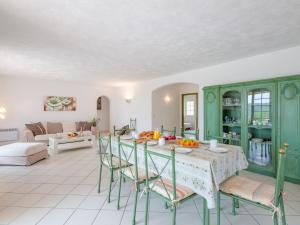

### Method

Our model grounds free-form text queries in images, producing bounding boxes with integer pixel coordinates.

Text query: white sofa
[23,121,92,143]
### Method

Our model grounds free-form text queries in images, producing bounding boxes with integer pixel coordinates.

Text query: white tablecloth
[111,137,248,209]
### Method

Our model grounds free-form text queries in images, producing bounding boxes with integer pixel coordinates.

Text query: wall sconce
[125,94,132,103]
[0,107,6,119]
[164,95,171,103]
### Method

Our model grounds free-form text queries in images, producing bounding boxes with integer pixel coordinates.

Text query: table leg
[203,199,210,225]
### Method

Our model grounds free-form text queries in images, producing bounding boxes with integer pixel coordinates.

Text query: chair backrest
[180,128,199,140]
[273,144,288,206]
[113,118,136,136]
[99,134,113,167]
[144,144,177,201]
[118,136,139,180]
[161,125,176,136]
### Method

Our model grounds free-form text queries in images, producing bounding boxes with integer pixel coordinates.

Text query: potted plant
[91,118,98,136]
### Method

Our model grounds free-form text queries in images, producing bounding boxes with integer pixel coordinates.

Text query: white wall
[152,83,199,132]
[110,45,300,138]
[0,76,111,140]
[152,83,181,131]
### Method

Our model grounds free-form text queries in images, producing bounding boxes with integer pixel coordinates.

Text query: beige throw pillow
[25,122,46,136]
[75,121,92,131]
[47,122,63,134]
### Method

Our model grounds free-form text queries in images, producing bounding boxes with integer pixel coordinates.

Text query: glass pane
[222,90,241,145]
[247,88,272,169]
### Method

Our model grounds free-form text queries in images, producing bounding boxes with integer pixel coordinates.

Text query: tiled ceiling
[0,0,300,85]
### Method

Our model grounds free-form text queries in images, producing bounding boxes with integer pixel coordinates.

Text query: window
[248,89,271,124]
[186,101,194,116]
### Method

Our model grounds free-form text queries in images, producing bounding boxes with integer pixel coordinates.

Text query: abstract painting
[44,96,76,111]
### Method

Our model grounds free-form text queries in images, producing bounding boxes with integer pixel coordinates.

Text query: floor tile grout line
[34,187,80,225]
[242,203,261,225]
[119,190,132,225]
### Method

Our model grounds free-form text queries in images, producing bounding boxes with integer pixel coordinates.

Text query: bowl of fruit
[177,138,199,148]
[164,135,176,141]
[68,132,78,138]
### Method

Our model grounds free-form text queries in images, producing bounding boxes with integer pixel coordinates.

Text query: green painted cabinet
[278,80,300,183]
[204,87,220,140]
[204,75,300,183]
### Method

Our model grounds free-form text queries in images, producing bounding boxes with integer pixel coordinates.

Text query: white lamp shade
[0,107,6,113]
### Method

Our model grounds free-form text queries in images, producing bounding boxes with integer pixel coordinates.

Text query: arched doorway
[151,83,199,136]
[97,96,110,133]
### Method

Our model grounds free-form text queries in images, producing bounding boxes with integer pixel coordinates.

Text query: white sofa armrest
[23,129,35,142]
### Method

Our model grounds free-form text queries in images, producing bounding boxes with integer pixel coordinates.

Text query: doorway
[97,96,110,133]
[181,93,198,132]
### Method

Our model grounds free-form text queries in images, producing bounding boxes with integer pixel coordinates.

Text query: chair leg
[108,168,113,203]
[203,199,206,225]
[273,210,278,225]
[132,185,139,225]
[279,196,286,225]
[145,190,150,225]
[98,164,103,193]
[117,173,122,210]
[235,199,240,208]
[232,198,236,216]
[165,201,169,209]
[217,192,221,225]
[172,206,176,225]
[203,199,210,225]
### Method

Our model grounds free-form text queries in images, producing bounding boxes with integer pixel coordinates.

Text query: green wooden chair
[116,137,157,225]
[97,135,131,203]
[216,144,288,225]
[143,145,196,225]
[180,128,199,140]
[161,125,176,136]
[113,118,136,136]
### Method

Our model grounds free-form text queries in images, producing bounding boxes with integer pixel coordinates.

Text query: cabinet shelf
[223,104,241,107]
[223,123,241,127]
[248,125,272,129]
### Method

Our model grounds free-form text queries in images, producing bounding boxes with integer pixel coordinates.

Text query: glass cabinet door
[221,90,241,145]
[247,88,273,172]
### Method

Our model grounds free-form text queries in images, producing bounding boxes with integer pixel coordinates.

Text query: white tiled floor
[0,147,299,225]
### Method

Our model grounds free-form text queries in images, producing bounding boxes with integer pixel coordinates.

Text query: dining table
[111,136,248,225]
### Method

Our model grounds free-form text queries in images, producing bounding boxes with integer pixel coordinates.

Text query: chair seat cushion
[220,175,275,207]
[103,156,130,169]
[150,179,194,201]
[122,166,156,181]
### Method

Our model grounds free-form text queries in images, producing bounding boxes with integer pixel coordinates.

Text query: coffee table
[48,135,95,154]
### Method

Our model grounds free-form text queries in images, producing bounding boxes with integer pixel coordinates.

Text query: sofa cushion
[0,143,47,157]
[75,121,92,131]
[62,122,76,133]
[47,122,63,134]
[25,122,46,136]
